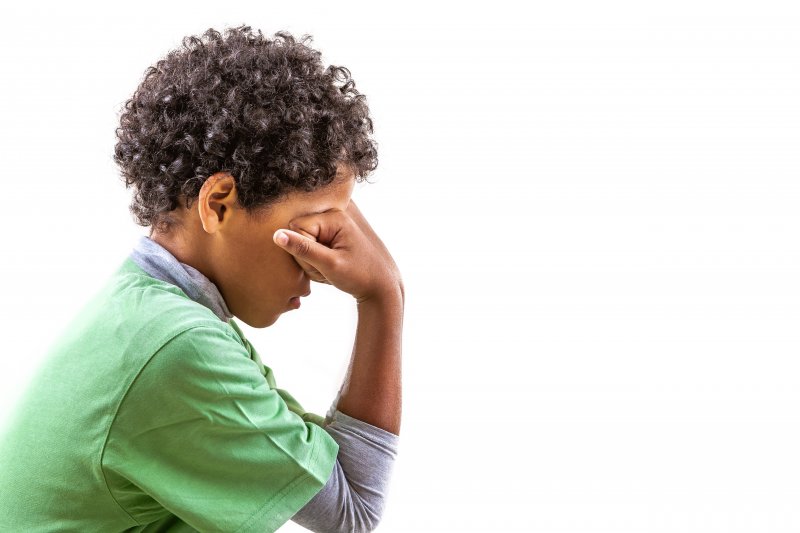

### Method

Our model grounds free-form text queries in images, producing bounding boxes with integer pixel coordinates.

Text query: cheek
[236,243,285,292]
[266,246,306,288]
[230,229,305,299]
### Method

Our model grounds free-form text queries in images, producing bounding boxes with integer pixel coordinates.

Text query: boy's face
[153,164,356,328]
[216,171,355,327]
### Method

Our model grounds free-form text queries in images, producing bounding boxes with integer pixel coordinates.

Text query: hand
[273,200,403,303]
[284,226,332,286]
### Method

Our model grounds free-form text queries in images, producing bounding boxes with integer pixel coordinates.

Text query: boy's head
[113,25,377,327]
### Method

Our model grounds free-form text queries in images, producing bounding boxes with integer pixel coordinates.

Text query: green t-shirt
[0,257,339,532]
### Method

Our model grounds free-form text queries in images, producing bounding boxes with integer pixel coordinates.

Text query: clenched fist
[273,200,403,304]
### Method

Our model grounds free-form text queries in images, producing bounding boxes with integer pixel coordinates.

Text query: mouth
[288,289,311,310]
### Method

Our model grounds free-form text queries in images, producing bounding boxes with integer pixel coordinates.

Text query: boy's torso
[0,258,242,531]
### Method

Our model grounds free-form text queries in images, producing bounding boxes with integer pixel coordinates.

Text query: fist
[273,200,403,303]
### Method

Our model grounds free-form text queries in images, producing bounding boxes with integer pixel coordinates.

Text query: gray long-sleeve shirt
[129,234,398,532]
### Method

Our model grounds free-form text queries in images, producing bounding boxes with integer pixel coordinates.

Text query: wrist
[356,282,404,307]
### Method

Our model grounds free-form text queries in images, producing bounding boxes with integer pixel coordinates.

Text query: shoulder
[49,257,245,374]
[113,257,222,324]
[105,257,237,346]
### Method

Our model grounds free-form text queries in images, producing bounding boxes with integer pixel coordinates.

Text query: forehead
[283,172,356,218]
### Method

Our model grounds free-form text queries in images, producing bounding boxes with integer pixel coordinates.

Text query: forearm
[292,409,399,533]
[335,284,404,436]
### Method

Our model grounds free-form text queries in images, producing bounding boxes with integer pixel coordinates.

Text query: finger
[295,256,329,283]
[273,228,333,267]
[285,227,327,281]
[288,227,320,276]
[287,210,345,246]
[292,226,318,242]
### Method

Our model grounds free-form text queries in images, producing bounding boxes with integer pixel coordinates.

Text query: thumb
[273,229,331,266]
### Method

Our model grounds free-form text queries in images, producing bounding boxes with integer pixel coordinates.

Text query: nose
[302,281,311,296]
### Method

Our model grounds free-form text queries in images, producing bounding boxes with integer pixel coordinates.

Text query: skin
[150,165,356,328]
[151,163,404,434]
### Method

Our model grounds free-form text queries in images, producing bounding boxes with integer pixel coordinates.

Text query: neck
[129,233,232,322]
[150,228,217,286]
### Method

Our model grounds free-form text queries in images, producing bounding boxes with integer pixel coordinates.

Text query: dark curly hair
[113,25,378,234]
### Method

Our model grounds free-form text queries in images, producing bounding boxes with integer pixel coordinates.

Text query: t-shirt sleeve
[101,324,339,533]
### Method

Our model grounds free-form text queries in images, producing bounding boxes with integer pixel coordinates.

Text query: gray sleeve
[290,396,399,533]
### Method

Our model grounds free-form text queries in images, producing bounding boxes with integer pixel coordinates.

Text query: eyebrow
[299,207,330,218]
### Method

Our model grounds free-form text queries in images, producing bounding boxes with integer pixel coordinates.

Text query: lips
[288,289,310,309]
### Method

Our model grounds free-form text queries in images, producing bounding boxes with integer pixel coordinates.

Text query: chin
[238,311,281,329]
[257,314,281,328]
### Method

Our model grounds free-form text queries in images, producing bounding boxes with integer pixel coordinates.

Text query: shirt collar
[128,235,233,322]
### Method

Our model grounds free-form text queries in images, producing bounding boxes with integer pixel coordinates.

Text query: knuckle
[330,255,345,271]
[299,229,317,241]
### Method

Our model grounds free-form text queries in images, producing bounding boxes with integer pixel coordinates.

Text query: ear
[198,172,238,233]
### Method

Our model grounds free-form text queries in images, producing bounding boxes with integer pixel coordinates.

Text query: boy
[0,25,403,533]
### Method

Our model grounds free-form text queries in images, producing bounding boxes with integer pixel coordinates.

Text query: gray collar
[128,235,233,322]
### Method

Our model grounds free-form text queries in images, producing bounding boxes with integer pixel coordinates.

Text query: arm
[291,289,403,532]
[291,408,398,533]
[336,286,404,435]
[275,200,404,435]
[273,200,404,532]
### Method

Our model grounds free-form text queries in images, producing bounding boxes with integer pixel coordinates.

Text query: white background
[0,1,798,531]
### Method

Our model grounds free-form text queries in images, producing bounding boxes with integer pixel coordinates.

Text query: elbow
[339,494,386,533]
[358,512,383,533]
[346,517,382,533]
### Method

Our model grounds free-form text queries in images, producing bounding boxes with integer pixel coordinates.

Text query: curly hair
[113,25,378,234]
